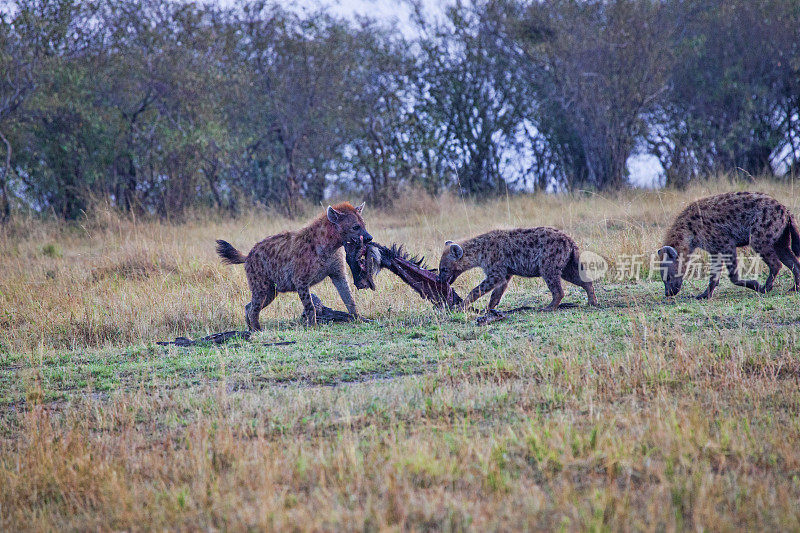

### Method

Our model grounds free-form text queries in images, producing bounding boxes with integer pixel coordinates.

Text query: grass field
[2,179,800,530]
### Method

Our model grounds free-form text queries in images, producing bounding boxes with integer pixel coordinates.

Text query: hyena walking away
[216,202,372,329]
[438,227,598,311]
[659,191,800,298]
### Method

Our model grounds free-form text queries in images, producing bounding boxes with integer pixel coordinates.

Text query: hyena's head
[327,202,372,246]
[658,245,684,297]
[438,240,465,285]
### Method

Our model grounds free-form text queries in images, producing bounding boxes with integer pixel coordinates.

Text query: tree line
[1,0,799,220]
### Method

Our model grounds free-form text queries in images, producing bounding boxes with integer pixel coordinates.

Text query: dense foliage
[1,0,799,219]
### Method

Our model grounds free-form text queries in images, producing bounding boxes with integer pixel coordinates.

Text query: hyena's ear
[327,205,343,224]
[355,201,365,214]
[658,246,678,261]
[447,242,464,261]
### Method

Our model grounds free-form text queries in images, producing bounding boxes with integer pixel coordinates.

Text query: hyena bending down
[659,191,800,298]
[438,227,598,311]
[216,202,372,329]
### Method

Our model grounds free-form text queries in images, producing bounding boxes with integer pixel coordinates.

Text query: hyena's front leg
[463,271,506,310]
[486,275,512,310]
[330,273,358,316]
[297,285,317,326]
[695,251,725,300]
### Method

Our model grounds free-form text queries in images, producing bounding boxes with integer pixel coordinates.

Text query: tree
[0,0,90,221]
[650,0,800,185]
[233,4,376,213]
[514,0,673,190]
[92,0,230,214]
[3,0,800,220]
[412,0,531,197]
[336,21,415,206]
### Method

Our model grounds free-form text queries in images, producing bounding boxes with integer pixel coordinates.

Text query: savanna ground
[1,179,800,531]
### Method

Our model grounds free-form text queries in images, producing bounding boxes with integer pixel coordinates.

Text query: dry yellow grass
[4,177,795,353]
[1,178,800,530]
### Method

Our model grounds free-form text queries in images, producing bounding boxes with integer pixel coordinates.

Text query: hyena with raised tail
[658,191,800,299]
[437,227,598,311]
[216,202,372,329]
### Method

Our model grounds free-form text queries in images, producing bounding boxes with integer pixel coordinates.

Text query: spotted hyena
[658,191,800,298]
[437,227,598,311]
[216,202,372,329]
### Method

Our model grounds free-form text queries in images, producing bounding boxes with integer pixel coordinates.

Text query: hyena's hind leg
[722,251,761,293]
[749,235,784,294]
[246,282,277,331]
[561,255,598,306]
[541,269,565,311]
[775,246,800,291]
[774,235,800,291]
[758,251,783,293]
[297,285,317,326]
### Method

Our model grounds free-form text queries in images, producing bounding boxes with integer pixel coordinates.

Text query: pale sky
[218,0,444,35]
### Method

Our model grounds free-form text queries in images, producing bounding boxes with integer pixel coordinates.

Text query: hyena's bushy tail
[569,246,585,279]
[216,239,246,265]
[788,216,800,257]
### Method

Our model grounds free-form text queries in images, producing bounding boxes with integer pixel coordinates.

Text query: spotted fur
[438,227,598,311]
[659,191,800,298]
[216,202,372,329]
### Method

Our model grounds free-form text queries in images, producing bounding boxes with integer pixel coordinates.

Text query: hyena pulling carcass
[437,227,598,311]
[216,202,372,329]
[658,191,800,298]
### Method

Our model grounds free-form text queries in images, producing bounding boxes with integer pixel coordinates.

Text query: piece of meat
[345,240,462,309]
